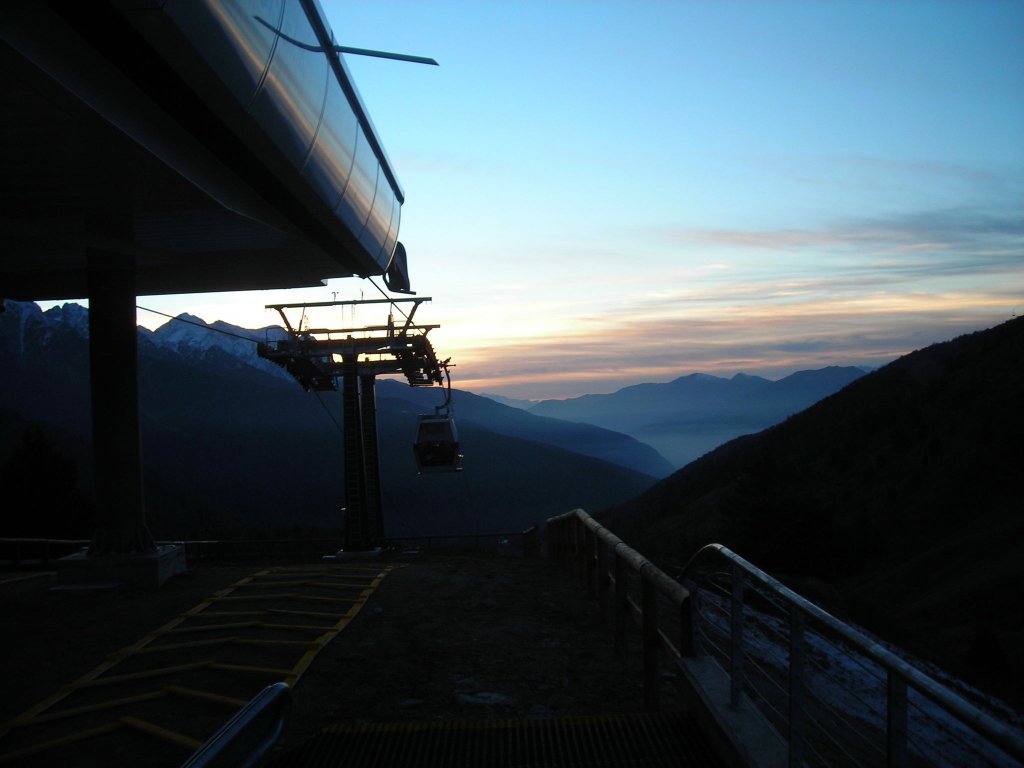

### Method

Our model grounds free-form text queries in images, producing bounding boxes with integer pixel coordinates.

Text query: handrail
[547,508,693,710]
[556,509,688,604]
[181,682,290,768]
[679,543,1024,764]
[548,509,1024,767]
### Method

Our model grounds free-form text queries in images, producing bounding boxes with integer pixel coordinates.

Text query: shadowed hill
[376,379,674,478]
[0,301,657,539]
[602,316,1024,707]
[529,367,866,468]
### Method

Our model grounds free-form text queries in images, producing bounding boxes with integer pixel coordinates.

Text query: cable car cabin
[414,414,463,473]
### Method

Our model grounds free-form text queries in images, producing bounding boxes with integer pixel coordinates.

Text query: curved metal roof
[0,0,405,300]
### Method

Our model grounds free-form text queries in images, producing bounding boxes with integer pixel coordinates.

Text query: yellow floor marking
[163,686,247,709]
[13,691,166,727]
[0,563,396,763]
[266,607,347,619]
[119,716,202,750]
[133,636,316,654]
[167,621,333,635]
[0,573,55,586]
[211,592,363,603]
[236,583,374,592]
[0,722,122,764]
[209,663,294,677]
[75,661,212,688]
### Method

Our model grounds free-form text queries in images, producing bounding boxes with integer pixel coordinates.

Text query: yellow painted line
[168,621,333,635]
[166,620,262,634]
[0,721,121,764]
[209,662,294,677]
[283,565,393,686]
[75,661,211,688]
[0,564,395,748]
[276,565,384,573]
[164,686,247,709]
[266,607,347,619]
[0,572,55,586]
[134,636,311,654]
[237,580,375,589]
[212,592,362,604]
[12,690,167,727]
[119,716,202,750]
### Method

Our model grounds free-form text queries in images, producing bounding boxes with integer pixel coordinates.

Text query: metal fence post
[585,527,596,599]
[788,607,806,768]
[681,579,701,658]
[574,519,586,584]
[642,573,659,711]
[596,537,610,623]
[614,551,628,661]
[730,563,745,707]
[887,672,908,768]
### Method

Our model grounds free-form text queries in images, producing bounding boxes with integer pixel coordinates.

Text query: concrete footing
[676,655,787,768]
[55,544,187,590]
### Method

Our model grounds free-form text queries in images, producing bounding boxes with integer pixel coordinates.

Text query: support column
[359,374,384,546]
[341,356,368,550]
[86,251,155,555]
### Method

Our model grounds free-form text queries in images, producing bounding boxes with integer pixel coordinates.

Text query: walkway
[0,555,721,767]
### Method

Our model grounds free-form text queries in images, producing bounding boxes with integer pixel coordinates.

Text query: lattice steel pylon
[258,298,448,551]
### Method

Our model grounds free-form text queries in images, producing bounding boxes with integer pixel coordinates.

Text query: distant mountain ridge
[0,300,659,538]
[602,317,1024,709]
[528,366,867,468]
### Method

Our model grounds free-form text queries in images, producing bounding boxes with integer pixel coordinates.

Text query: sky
[46,1,1024,400]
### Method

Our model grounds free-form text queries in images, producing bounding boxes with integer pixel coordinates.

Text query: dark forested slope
[0,301,657,539]
[603,317,1024,706]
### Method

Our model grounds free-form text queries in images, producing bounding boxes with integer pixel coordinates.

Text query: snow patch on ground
[697,588,1021,767]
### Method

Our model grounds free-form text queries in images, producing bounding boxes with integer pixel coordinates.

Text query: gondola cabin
[414,413,463,473]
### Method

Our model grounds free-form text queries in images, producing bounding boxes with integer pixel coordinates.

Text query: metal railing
[1,529,542,568]
[181,682,290,768]
[548,508,694,711]
[389,527,541,557]
[548,509,1024,768]
[0,537,346,566]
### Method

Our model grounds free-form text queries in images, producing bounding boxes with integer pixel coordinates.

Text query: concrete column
[86,251,155,555]
[341,356,367,550]
[359,374,384,546]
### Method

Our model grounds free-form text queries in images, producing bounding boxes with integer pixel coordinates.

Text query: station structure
[1,0,434,584]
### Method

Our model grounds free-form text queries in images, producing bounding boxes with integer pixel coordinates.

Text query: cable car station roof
[1,0,406,300]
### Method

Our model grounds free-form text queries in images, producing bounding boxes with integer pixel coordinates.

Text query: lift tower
[258,298,447,551]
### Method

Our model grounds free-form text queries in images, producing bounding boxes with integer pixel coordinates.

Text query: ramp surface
[271,711,724,768]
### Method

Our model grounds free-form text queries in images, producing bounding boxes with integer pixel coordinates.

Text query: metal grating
[270,711,724,768]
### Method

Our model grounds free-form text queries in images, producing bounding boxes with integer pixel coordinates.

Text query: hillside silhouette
[603,317,1024,707]
[529,367,866,469]
[0,301,657,539]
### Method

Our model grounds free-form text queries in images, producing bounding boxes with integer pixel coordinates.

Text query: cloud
[439,201,1023,399]
[452,296,1018,399]
[657,206,1024,256]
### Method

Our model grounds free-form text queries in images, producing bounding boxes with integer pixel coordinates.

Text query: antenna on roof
[255,17,439,66]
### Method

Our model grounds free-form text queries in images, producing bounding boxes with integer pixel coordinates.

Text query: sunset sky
[48,1,1024,400]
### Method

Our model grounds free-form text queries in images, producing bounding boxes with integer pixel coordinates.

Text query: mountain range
[527,367,867,468]
[602,316,1024,709]
[3,299,1018,708]
[0,300,663,539]
[0,300,888,541]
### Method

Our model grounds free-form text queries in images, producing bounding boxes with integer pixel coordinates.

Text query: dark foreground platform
[270,711,724,768]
